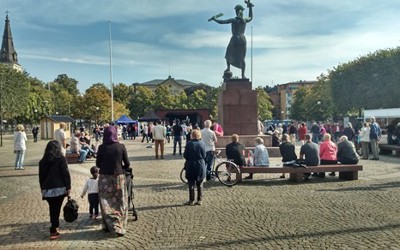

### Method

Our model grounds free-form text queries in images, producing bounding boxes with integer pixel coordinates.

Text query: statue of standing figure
[209,0,254,80]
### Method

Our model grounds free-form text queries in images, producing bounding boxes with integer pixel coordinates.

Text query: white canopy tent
[363,108,400,124]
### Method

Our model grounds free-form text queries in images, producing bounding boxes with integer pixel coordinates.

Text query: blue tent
[115,115,137,124]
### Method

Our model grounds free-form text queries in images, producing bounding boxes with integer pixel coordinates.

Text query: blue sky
[3,0,400,93]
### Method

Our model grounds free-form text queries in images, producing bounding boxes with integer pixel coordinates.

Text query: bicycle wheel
[215,161,240,186]
[180,167,188,184]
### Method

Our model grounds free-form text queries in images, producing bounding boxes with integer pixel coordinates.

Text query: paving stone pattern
[1,135,400,249]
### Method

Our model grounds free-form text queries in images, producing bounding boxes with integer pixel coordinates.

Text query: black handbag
[63,196,79,222]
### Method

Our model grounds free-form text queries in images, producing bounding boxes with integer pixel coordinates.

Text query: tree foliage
[0,65,30,123]
[256,87,273,121]
[330,47,400,113]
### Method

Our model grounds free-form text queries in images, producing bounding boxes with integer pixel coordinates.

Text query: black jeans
[45,195,65,233]
[88,193,99,216]
[188,180,203,202]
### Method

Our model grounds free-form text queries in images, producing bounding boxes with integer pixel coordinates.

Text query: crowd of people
[15,113,396,239]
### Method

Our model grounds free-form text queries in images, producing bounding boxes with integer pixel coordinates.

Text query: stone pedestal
[218,79,258,135]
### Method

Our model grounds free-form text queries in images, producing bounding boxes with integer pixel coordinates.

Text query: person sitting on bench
[246,137,269,179]
[319,133,337,177]
[279,133,297,178]
[299,134,320,180]
[337,135,359,165]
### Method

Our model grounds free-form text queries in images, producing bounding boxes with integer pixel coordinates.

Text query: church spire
[1,13,19,64]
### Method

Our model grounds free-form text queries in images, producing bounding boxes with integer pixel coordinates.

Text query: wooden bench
[238,164,363,183]
[216,147,281,158]
[379,144,400,156]
[66,152,80,164]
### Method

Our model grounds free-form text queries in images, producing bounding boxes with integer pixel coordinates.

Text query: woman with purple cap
[96,125,131,237]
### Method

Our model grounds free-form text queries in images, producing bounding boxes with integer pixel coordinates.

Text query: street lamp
[95,107,99,126]
[43,100,49,140]
[316,101,321,122]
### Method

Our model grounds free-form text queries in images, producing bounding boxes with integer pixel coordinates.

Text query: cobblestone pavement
[1,135,400,249]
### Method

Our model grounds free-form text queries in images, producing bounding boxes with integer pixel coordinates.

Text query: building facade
[269,80,315,120]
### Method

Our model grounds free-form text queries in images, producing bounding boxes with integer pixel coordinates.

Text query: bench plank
[379,144,400,156]
[66,153,80,164]
[238,165,363,183]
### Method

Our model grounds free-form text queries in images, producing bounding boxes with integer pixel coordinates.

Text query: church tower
[0,14,22,72]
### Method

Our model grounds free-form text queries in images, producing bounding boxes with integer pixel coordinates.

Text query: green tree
[187,89,208,109]
[128,86,155,119]
[291,86,310,121]
[330,47,400,114]
[50,74,80,96]
[256,87,273,121]
[0,65,30,123]
[154,85,175,109]
[113,83,134,106]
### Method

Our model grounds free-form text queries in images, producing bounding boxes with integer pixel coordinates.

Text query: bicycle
[180,150,240,187]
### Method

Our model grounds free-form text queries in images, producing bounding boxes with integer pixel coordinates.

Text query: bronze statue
[209,0,254,80]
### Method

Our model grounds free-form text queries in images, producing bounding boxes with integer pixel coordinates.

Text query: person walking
[359,122,370,160]
[172,120,183,155]
[369,116,381,160]
[96,125,131,237]
[201,120,217,181]
[14,124,28,170]
[32,126,39,142]
[141,124,149,143]
[39,140,71,240]
[152,120,167,159]
[183,129,206,206]
[80,166,100,220]
[298,122,307,145]
[54,122,67,156]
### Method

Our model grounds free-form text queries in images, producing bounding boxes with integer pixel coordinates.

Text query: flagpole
[251,26,253,83]
[109,20,114,122]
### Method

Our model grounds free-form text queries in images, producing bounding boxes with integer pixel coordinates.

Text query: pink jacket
[319,140,337,161]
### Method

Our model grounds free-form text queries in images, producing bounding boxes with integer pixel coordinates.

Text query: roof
[138,76,197,87]
[0,14,19,64]
[363,108,400,119]
[46,115,75,123]
[138,111,161,122]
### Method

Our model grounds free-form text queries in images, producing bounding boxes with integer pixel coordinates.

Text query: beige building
[270,80,315,120]
[40,115,75,140]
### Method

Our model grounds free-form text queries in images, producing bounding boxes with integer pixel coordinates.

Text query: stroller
[125,168,138,221]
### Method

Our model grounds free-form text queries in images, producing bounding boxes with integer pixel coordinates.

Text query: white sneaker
[19,167,24,170]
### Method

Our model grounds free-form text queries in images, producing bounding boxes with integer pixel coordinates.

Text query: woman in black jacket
[96,125,131,237]
[183,129,206,206]
[39,140,71,240]
[279,134,297,178]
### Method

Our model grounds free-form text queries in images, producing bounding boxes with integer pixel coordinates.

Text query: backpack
[63,197,79,222]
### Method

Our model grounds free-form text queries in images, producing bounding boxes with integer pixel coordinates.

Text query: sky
[3,0,400,93]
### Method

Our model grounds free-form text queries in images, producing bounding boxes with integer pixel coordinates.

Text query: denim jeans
[205,151,214,178]
[173,136,182,154]
[15,150,26,168]
[79,149,88,162]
